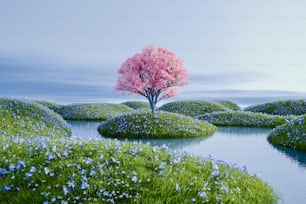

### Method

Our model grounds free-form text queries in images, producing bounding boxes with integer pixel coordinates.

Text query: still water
[67,120,306,204]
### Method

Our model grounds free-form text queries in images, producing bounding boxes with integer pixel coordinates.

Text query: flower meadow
[0,136,277,204]
[0,97,279,203]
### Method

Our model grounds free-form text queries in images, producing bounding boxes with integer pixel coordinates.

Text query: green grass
[57,103,135,120]
[268,115,306,151]
[158,100,228,117]
[98,112,217,139]
[0,97,71,138]
[214,100,240,111]
[121,101,150,110]
[35,100,63,113]
[244,99,306,115]
[198,111,294,128]
[0,136,277,204]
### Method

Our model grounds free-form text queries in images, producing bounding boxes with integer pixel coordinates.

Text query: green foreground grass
[57,103,135,120]
[268,115,306,151]
[158,100,228,117]
[98,112,217,139]
[0,98,71,138]
[198,111,293,128]
[0,136,277,204]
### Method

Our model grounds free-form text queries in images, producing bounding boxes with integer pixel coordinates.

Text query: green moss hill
[98,112,217,139]
[0,97,71,138]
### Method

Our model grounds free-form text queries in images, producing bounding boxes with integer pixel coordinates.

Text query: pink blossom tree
[115,45,189,114]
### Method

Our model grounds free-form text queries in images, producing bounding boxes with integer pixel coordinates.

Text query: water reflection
[67,120,102,139]
[217,126,271,137]
[270,144,306,168]
[121,137,210,149]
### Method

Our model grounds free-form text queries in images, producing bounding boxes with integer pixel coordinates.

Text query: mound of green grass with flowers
[121,101,150,111]
[57,103,135,120]
[0,97,71,138]
[158,100,228,117]
[244,99,306,115]
[198,111,293,128]
[0,136,277,204]
[268,115,306,151]
[214,100,241,111]
[36,100,63,113]
[98,112,216,139]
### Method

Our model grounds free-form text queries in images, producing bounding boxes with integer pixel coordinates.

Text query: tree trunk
[148,96,155,114]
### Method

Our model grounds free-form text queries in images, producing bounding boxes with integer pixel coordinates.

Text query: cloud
[189,71,265,89]
[0,56,121,102]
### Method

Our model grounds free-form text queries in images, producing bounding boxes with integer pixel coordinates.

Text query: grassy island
[0,98,71,138]
[98,112,217,139]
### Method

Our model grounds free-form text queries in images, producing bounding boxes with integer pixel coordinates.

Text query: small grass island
[57,103,135,120]
[198,111,294,128]
[158,100,229,117]
[98,112,217,139]
[121,101,150,110]
[244,99,306,115]
[268,115,306,151]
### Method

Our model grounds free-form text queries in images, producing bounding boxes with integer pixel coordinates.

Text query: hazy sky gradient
[1,0,306,104]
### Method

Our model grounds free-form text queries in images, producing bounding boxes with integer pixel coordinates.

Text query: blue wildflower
[44,167,51,175]
[8,164,16,171]
[16,160,26,170]
[80,181,90,189]
[0,168,7,176]
[131,176,137,183]
[30,166,36,173]
[67,180,76,188]
[4,185,11,191]
[25,173,33,179]
[85,158,93,165]
[199,191,207,198]
[63,185,69,195]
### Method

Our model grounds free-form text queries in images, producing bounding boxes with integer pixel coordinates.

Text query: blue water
[67,120,306,204]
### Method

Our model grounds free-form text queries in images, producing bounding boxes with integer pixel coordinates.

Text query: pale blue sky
[1,0,306,104]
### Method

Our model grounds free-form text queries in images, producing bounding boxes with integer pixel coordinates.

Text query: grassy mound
[244,99,306,115]
[214,100,240,111]
[0,98,71,138]
[0,136,277,203]
[36,100,63,113]
[198,111,293,128]
[158,100,228,117]
[121,101,150,110]
[98,112,217,139]
[268,115,306,151]
[57,103,134,120]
